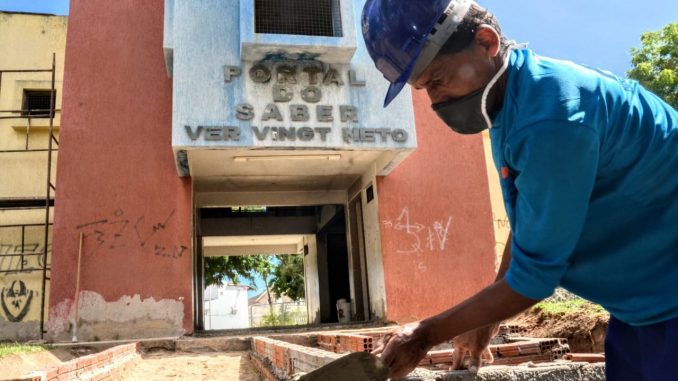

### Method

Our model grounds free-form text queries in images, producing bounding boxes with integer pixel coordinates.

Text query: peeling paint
[48,292,185,341]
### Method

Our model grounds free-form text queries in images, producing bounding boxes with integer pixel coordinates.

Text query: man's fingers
[372,333,392,356]
[380,341,396,368]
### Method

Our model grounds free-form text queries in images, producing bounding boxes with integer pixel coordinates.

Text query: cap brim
[382,32,430,107]
[384,79,408,107]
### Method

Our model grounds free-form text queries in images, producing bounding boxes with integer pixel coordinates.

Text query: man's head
[362,0,507,106]
[411,5,507,104]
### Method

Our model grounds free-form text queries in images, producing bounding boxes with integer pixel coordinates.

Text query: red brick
[57,362,76,375]
[44,366,59,380]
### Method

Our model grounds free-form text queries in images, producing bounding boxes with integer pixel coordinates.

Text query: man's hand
[372,322,431,379]
[450,323,500,372]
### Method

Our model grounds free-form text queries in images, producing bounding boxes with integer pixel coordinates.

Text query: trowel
[298,352,390,381]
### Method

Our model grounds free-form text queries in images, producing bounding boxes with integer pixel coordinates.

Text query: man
[361,0,678,380]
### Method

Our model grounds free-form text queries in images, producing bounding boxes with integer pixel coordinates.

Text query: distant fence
[249,302,307,327]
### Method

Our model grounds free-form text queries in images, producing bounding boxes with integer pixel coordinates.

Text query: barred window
[22,90,56,118]
[255,0,343,37]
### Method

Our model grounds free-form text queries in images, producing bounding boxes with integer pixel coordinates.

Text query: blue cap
[362,0,472,107]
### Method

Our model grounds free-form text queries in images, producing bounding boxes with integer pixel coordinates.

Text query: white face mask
[432,43,525,134]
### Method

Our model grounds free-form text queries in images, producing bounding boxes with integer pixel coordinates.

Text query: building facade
[0,11,66,341]
[45,0,503,342]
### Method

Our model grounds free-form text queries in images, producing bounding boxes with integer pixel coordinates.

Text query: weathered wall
[377,89,497,323]
[0,11,66,341]
[0,210,52,340]
[482,131,511,262]
[0,12,65,199]
[48,0,193,341]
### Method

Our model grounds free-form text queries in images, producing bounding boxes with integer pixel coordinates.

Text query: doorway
[194,204,371,331]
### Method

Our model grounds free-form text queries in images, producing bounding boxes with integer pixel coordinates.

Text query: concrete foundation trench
[4,325,605,381]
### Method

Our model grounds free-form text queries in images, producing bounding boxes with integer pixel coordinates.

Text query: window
[22,90,56,118]
[255,0,343,37]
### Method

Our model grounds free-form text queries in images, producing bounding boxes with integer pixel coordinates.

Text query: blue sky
[0,0,69,15]
[1,1,675,76]
[482,0,677,76]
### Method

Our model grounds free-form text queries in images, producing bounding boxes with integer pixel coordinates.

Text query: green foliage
[204,254,305,303]
[533,298,607,316]
[270,255,305,302]
[260,305,306,327]
[628,22,678,108]
[0,343,49,358]
[204,255,273,288]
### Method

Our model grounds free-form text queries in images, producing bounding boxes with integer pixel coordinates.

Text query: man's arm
[379,279,539,378]
[418,278,537,348]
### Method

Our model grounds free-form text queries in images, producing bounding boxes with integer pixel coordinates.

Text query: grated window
[255,0,343,37]
[22,90,56,118]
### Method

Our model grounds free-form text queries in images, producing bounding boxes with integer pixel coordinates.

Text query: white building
[203,284,249,330]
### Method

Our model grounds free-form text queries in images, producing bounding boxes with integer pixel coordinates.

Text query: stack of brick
[9,343,140,381]
[316,334,337,353]
[316,334,374,353]
[336,335,373,353]
[418,338,572,367]
[251,336,343,378]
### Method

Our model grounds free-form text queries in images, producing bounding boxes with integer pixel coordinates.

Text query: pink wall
[378,89,497,323]
[49,0,193,339]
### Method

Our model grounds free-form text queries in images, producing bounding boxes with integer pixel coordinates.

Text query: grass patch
[533,298,607,316]
[0,343,49,358]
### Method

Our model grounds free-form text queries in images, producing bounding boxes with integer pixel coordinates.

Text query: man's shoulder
[505,49,632,129]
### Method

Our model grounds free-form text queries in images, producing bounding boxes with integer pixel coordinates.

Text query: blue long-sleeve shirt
[490,49,678,326]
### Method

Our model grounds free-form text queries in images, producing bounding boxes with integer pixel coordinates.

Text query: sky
[481,0,677,77]
[0,0,69,15]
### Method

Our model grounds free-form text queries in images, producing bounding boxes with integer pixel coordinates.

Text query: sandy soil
[509,307,609,353]
[125,350,263,381]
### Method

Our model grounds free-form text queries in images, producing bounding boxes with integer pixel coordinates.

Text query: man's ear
[475,25,501,58]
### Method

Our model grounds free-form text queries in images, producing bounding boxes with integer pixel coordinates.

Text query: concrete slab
[433,362,605,381]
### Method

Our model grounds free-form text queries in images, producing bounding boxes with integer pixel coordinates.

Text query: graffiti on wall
[382,207,454,272]
[75,208,188,259]
[0,243,51,273]
[0,280,36,322]
[492,213,511,256]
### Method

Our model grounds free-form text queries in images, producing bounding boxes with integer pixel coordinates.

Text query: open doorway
[202,235,309,330]
[195,204,367,331]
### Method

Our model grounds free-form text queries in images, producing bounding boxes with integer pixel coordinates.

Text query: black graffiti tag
[76,209,184,259]
[1,280,34,322]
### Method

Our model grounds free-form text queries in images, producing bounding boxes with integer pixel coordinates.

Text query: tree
[204,255,273,291]
[628,22,678,108]
[204,253,305,303]
[269,254,305,302]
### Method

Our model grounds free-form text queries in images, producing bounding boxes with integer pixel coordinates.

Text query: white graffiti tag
[382,207,453,255]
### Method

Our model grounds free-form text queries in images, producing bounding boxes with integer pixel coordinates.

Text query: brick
[56,362,76,375]
[43,367,59,381]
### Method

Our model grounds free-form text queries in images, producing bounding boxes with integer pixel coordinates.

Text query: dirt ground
[508,305,609,353]
[125,350,263,381]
